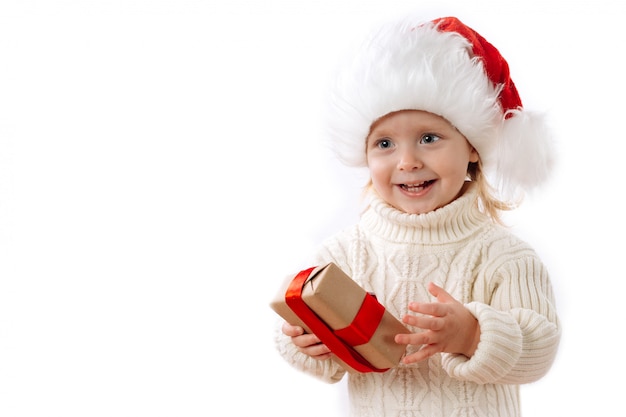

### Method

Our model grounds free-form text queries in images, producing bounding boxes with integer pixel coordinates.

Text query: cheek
[367,158,389,182]
[367,164,392,197]
[447,152,476,177]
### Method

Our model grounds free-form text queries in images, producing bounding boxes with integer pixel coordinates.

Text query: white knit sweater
[275,186,560,417]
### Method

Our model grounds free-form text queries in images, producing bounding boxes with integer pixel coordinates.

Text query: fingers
[297,340,332,359]
[393,283,463,364]
[293,333,331,359]
[281,322,304,337]
[281,321,332,360]
[402,344,440,364]
[395,330,432,346]
[427,281,455,303]
[394,331,441,364]
[404,282,455,318]
[402,309,445,330]
[395,283,481,362]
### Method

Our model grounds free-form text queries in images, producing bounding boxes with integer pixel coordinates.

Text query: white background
[0,0,623,416]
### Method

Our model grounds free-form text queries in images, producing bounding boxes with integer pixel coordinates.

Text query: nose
[397,148,423,170]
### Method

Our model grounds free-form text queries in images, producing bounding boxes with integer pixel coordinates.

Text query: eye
[375,138,394,149]
[420,133,441,144]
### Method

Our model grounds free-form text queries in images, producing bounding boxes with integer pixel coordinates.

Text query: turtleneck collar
[360,183,490,245]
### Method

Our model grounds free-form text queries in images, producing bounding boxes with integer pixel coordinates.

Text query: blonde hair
[467,160,518,225]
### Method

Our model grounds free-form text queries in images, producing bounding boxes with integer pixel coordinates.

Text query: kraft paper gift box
[270,262,409,373]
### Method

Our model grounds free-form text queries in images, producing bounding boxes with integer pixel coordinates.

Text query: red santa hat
[326,16,554,196]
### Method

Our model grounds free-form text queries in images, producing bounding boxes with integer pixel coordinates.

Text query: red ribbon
[285,267,388,373]
[334,292,385,346]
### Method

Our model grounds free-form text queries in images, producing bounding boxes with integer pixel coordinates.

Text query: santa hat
[326,16,554,196]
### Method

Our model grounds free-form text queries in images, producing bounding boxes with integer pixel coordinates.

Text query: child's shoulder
[479,221,543,260]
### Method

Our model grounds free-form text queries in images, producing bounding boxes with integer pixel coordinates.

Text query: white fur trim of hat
[325,16,554,197]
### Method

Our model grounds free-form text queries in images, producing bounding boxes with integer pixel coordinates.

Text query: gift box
[270,262,409,373]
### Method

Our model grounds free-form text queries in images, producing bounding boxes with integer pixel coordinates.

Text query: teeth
[401,181,430,192]
[403,184,424,192]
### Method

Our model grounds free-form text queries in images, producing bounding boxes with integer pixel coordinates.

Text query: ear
[469,146,480,163]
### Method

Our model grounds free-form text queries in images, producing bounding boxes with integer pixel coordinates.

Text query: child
[275,15,560,417]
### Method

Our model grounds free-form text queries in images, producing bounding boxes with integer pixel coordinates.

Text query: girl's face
[366,110,479,215]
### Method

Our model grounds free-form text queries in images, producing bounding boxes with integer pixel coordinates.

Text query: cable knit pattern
[274,186,560,416]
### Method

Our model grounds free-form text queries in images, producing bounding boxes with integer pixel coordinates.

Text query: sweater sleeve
[441,254,561,385]
[274,318,347,383]
[272,231,354,384]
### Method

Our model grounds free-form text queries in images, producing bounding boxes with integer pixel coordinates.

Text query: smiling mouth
[400,180,435,192]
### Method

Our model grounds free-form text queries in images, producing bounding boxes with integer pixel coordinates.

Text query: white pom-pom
[495,110,555,199]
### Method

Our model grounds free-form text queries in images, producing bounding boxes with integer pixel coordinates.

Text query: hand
[394,282,480,364]
[281,322,332,361]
